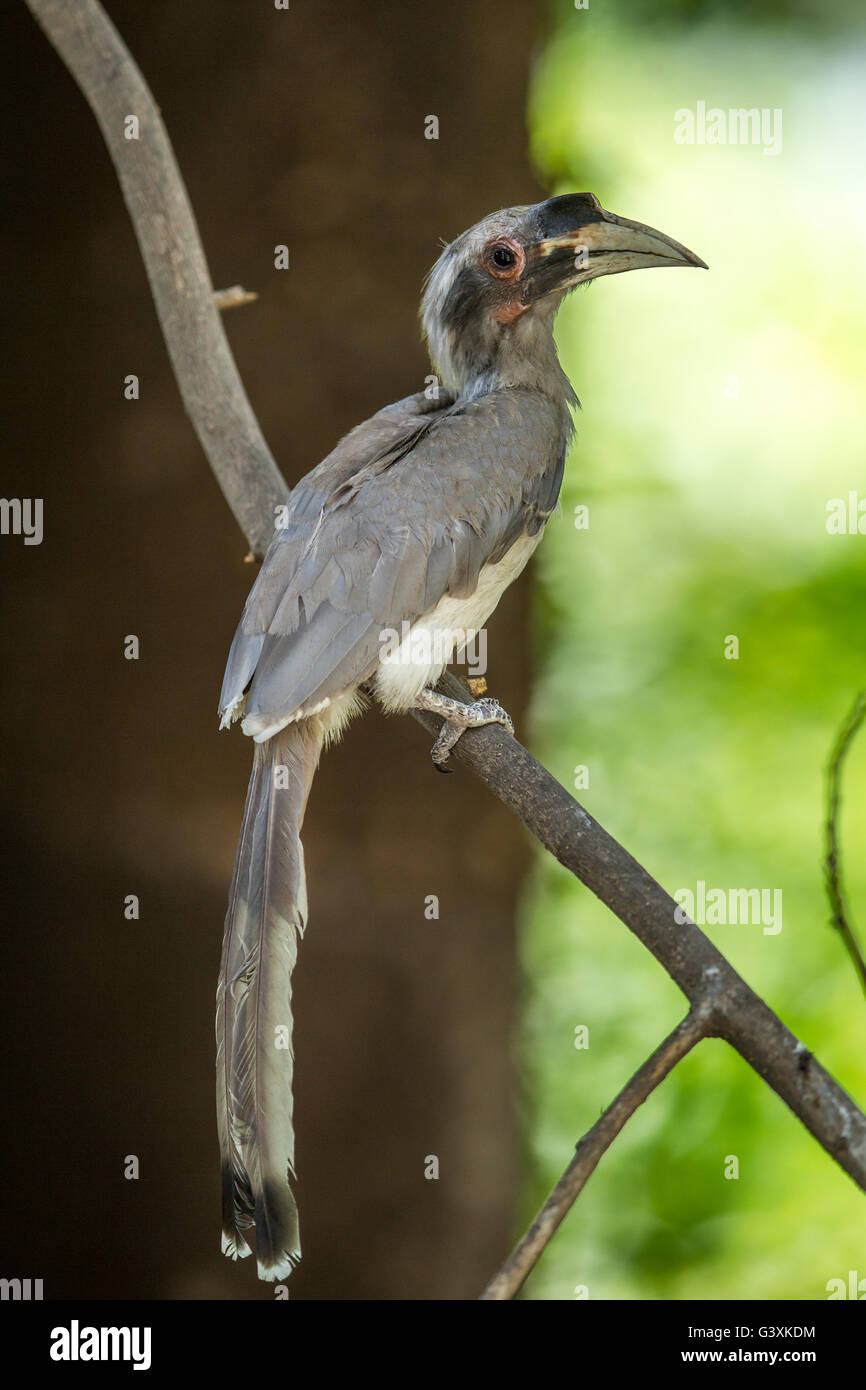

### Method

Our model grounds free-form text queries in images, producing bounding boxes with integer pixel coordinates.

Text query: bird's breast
[373,529,542,712]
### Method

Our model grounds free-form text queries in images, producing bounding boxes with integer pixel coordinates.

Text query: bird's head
[422,192,706,397]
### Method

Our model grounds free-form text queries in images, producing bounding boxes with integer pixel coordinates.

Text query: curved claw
[429,696,515,768]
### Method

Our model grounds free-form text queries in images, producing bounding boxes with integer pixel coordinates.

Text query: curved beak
[527,192,707,293]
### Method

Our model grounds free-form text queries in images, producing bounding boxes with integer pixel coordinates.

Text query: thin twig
[214,285,259,311]
[824,690,866,1003]
[480,1003,714,1299]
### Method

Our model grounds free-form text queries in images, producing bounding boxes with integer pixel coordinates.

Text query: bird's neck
[432,309,577,408]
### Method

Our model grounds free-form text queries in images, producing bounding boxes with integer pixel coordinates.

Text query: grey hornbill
[216,192,706,1279]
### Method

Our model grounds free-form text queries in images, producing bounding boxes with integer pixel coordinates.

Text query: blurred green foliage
[521,0,866,1299]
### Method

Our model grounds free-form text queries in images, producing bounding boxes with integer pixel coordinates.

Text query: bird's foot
[413,688,515,771]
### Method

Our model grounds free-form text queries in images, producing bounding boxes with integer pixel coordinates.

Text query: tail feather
[216,718,326,1280]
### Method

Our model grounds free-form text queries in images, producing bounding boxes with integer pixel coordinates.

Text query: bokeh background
[521,0,866,1300]
[1,0,864,1300]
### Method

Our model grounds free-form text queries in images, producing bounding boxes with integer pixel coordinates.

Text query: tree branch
[214,285,259,312]
[28,0,866,1298]
[479,1003,712,1300]
[824,689,866,1003]
[417,674,866,1208]
[26,0,287,559]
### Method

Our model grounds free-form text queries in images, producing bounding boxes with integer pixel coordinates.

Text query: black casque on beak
[525,192,707,296]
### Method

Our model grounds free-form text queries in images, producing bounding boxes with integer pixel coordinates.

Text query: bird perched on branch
[216,192,706,1280]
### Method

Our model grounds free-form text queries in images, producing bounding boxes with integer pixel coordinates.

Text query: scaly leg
[413,688,515,770]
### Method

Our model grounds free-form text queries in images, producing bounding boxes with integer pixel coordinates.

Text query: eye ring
[484,239,524,280]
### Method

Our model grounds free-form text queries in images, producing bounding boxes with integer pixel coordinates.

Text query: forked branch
[480,1003,714,1300]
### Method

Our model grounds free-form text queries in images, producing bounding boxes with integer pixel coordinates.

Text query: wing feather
[219,387,573,732]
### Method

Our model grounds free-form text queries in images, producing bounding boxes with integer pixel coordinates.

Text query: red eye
[485,239,524,279]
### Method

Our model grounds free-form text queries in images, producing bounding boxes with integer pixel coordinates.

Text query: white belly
[373,530,541,712]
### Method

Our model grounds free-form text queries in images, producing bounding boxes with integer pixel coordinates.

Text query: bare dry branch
[214,285,259,311]
[480,1004,713,1300]
[825,690,866,1003]
[416,673,866,1209]
[26,0,287,558]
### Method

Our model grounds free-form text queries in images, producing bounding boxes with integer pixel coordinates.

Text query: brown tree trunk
[1,0,543,1298]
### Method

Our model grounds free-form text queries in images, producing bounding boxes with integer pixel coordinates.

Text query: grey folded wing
[219,387,571,738]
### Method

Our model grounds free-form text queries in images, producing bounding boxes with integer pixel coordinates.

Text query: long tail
[216,717,326,1281]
